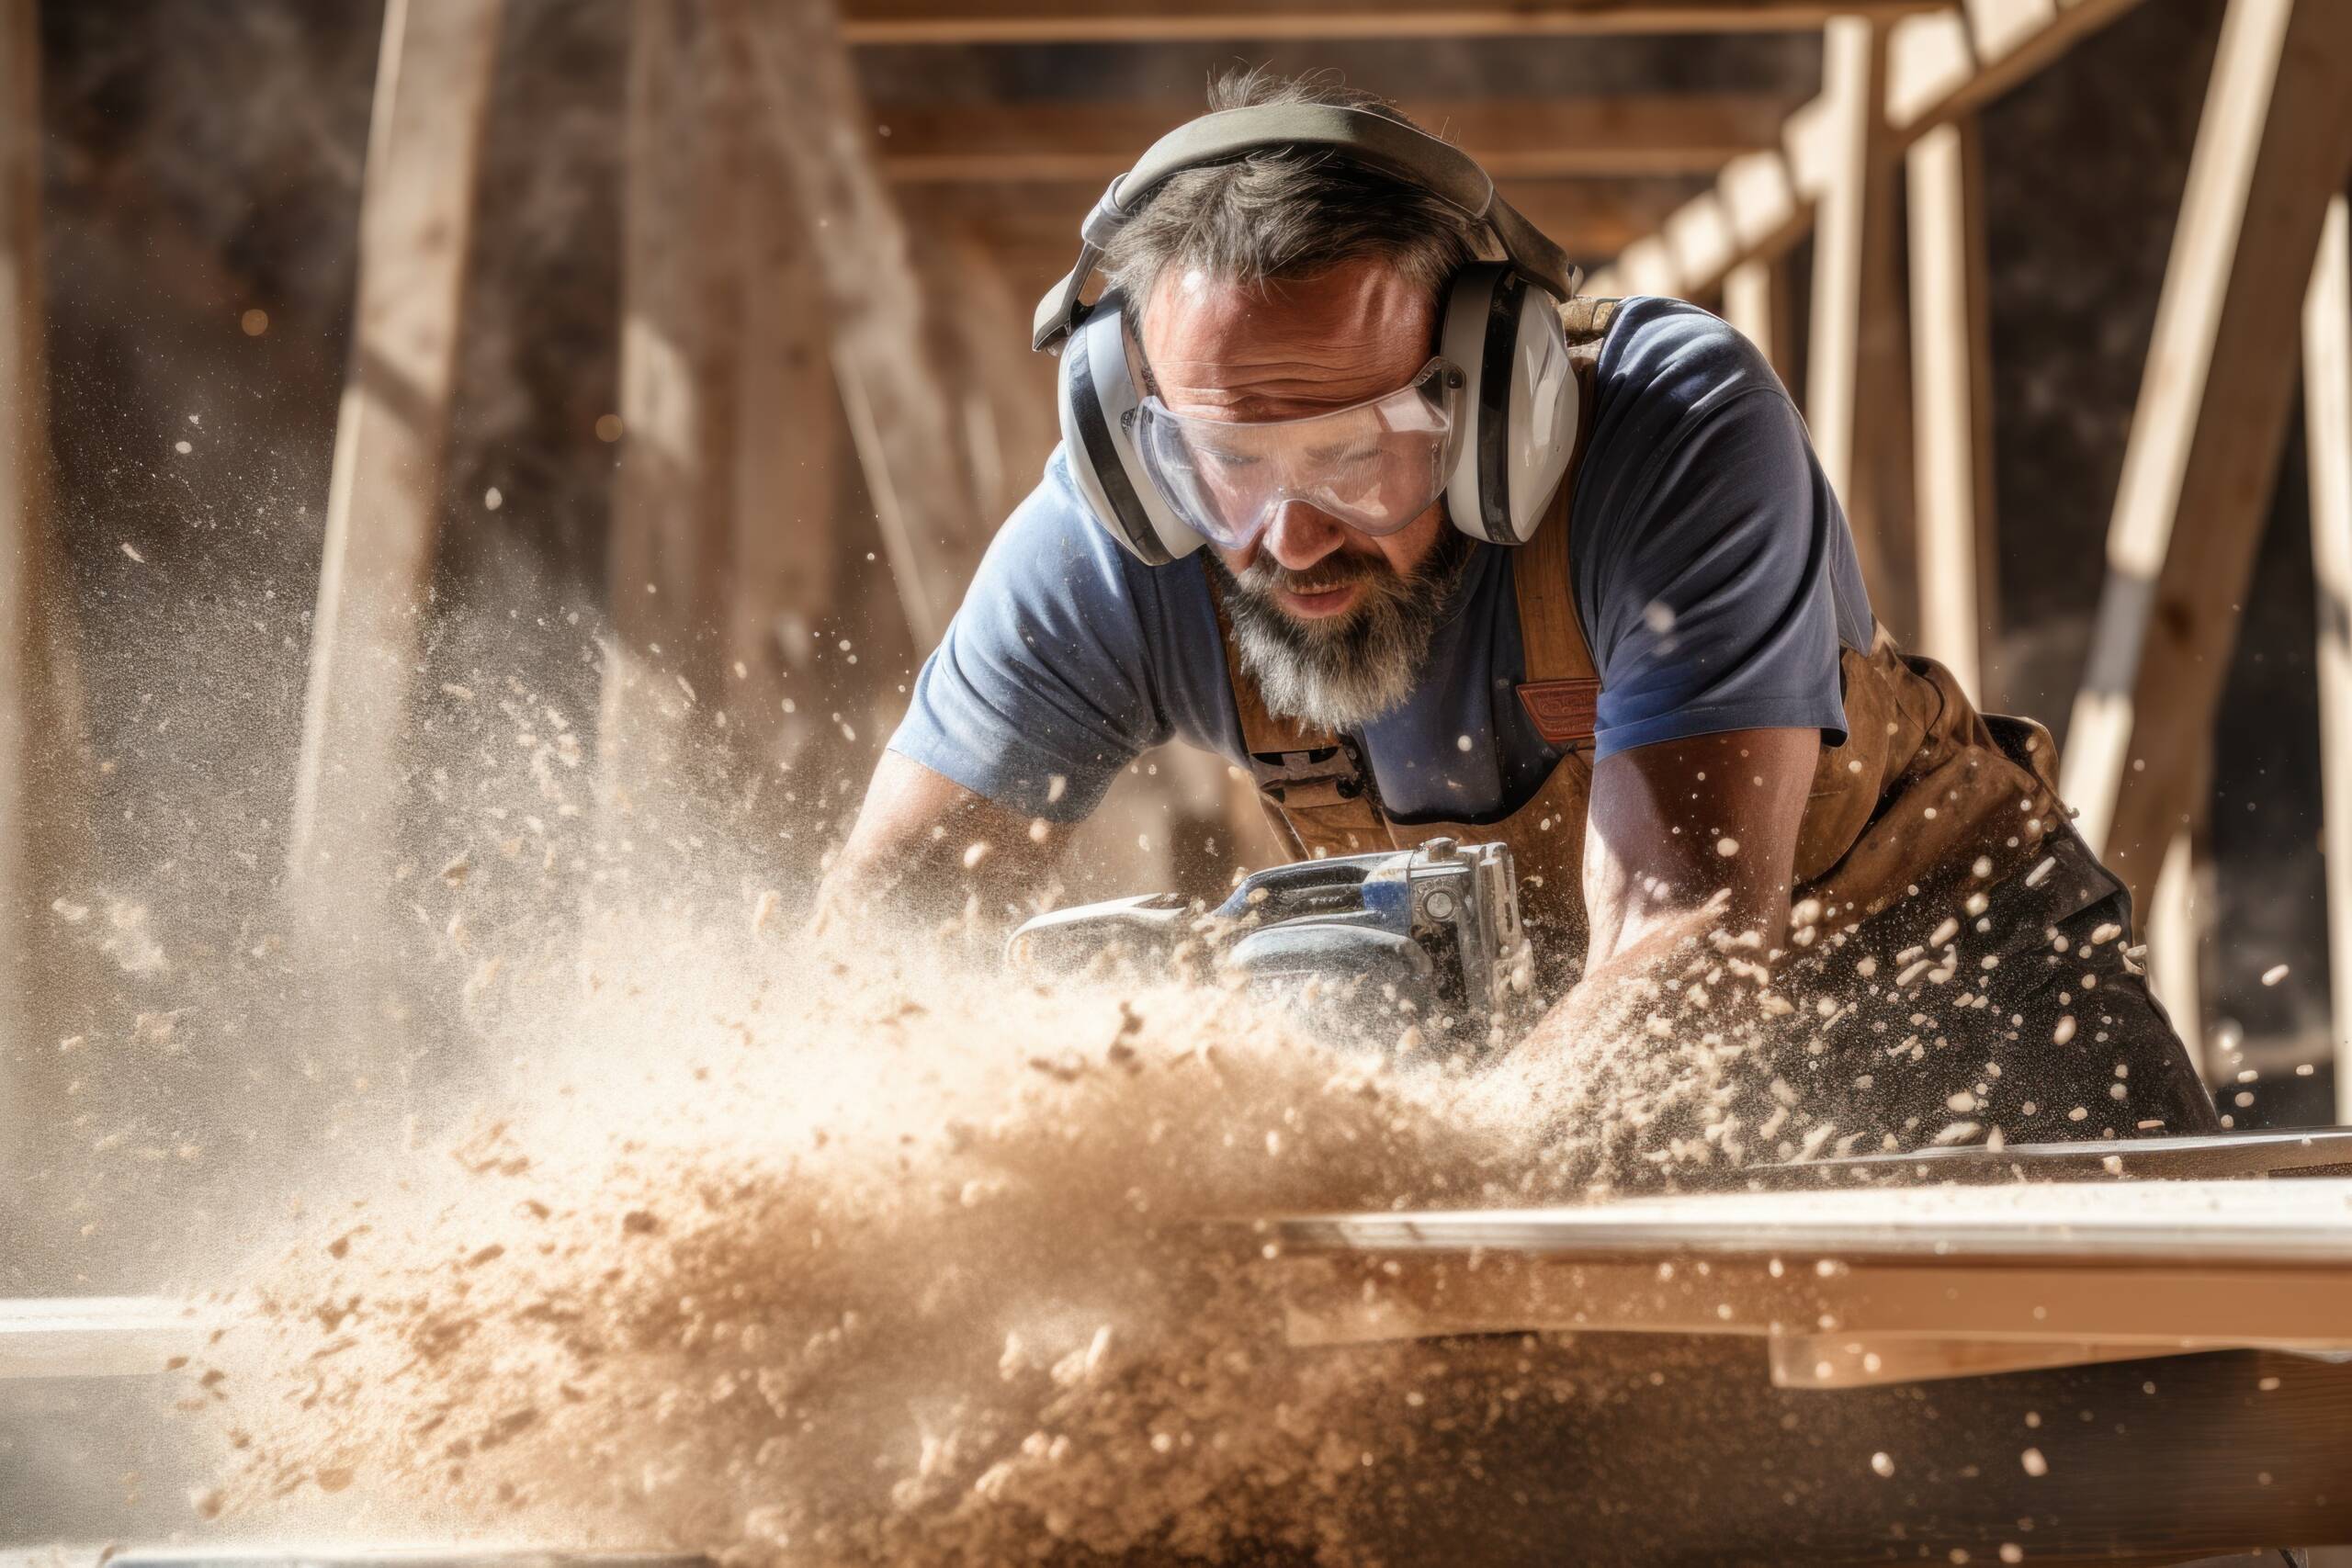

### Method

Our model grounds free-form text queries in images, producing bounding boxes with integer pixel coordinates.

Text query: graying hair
[1101,68,1483,314]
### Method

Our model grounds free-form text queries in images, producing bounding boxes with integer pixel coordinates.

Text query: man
[823,72,2217,1152]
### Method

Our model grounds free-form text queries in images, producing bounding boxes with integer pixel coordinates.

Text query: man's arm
[812,750,1062,932]
[1579,726,1817,982]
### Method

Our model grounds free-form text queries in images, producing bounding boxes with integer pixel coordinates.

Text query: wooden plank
[2147,825,2211,1072]
[2057,0,2352,911]
[871,96,1794,182]
[287,0,503,886]
[2307,192,2352,1124]
[1721,254,1796,393]
[726,152,840,775]
[0,0,90,1168]
[839,0,1944,44]
[1907,117,2001,704]
[608,1,742,705]
[1272,1179,2352,1269]
[736,0,988,648]
[1806,17,1917,641]
[926,176,1696,282]
[1592,0,2155,300]
[0,1296,213,1381]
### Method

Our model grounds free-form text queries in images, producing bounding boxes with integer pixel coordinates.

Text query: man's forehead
[1136,260,1435,418]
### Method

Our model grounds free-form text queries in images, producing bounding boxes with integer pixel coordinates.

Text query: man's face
[1137,256,1446,622]
[1135,256,1470,730]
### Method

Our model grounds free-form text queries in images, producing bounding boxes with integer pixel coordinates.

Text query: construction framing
[6,0,2346,1126]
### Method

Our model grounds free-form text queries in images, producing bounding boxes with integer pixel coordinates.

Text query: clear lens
[1134,358,1463,550]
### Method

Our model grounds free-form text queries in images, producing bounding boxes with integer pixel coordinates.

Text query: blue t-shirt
[888,297,1874,827]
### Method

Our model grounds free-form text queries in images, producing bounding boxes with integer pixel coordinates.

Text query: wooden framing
[1,0,86,1147]
[1720,254,1796,392]
[1906,117,2000,703]
[737,0,987,647]
[915,177,1701,290]
[2307,193,2352,1122]
[1805,17,1915,639]
[727,153,840,775]
[2147,826,2211,1072]
[1590,0,2157,301]
[287,0,503,886]
[2057,0,2352,912]
[870,96,1793,182]
[837,0,1944,45]
[608,0,742,714]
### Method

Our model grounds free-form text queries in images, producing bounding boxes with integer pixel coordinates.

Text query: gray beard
[1214,529,1473,733]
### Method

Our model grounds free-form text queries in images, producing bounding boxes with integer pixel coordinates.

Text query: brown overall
[1211,299,2219,1145]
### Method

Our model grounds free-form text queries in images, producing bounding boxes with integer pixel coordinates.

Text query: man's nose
[1260,500,1348,572]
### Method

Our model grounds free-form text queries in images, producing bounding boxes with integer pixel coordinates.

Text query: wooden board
[2307,194,2352,1124]
[287,0,503,889]
[1907,117,2001,706]
[1806,16,1916,640]
[869,96,1793,182]
[0,0,91,1154]
[838,0,1946,43]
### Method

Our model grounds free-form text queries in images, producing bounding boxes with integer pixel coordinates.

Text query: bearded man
[820,71,2218,1150]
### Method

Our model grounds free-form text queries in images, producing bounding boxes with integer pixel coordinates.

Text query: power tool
[1006,838,1533,1055]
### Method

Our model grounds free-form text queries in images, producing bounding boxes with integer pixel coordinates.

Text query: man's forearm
[812,750,1063,932]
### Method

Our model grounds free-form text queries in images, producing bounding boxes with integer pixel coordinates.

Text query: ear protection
[1033,103,1586,568]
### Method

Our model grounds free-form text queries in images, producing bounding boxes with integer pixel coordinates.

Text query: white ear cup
[1439,263,1577,545]
[1056,294,1203,567]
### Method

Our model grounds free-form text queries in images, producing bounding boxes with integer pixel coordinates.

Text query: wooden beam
[1,0,90,1181]
[920,176,1696,279]
[737,0,988,648]
[287,0,503,886]
[2058,0,2352,915]
[727,152,841,776]
[1592,0,2155,301]
[2306,192,2352,1123]
[1906,117,2000,704]
[1806,17,1916,641]
[598,0,747,818]
[2147,827,2211,1077]
[839,0,1944,45]
[1721,254,1796,393]
[871,96,1794,183]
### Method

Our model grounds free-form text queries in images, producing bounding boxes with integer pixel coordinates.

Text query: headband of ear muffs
[1034,103,1586,568]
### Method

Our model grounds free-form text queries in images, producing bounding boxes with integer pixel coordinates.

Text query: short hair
[1101,67,1484,317]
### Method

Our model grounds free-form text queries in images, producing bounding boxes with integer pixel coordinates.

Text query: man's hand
[1579,726,1818,983]
[811,750,1061,933]
[1479,727,1820,1189]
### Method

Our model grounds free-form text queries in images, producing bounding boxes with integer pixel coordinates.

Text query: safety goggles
[1131,357,1466,551]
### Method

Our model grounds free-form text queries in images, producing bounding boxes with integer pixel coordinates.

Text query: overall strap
[1511,298,1614,749]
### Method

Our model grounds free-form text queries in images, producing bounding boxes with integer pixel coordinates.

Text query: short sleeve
[1571,303,1865,760]
[887,460,1170,819]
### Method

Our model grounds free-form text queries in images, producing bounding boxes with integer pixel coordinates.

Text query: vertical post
[1907,117,2001,706]
[1,0,90,1182]
[1807,16,1917,642]
[1723,254,1798,394]
[606,0,742,710]
[2148,829,2211,1076]
[736,0,987,649]
[728,141,840,776]
[287,0,503,888]
[2059,0,2352,908]
[2305,192,2352,1122]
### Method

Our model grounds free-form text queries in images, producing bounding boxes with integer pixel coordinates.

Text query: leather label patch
[1517,679,1600,746]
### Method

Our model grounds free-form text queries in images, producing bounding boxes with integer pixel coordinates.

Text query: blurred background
[4,0,2351,1280]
